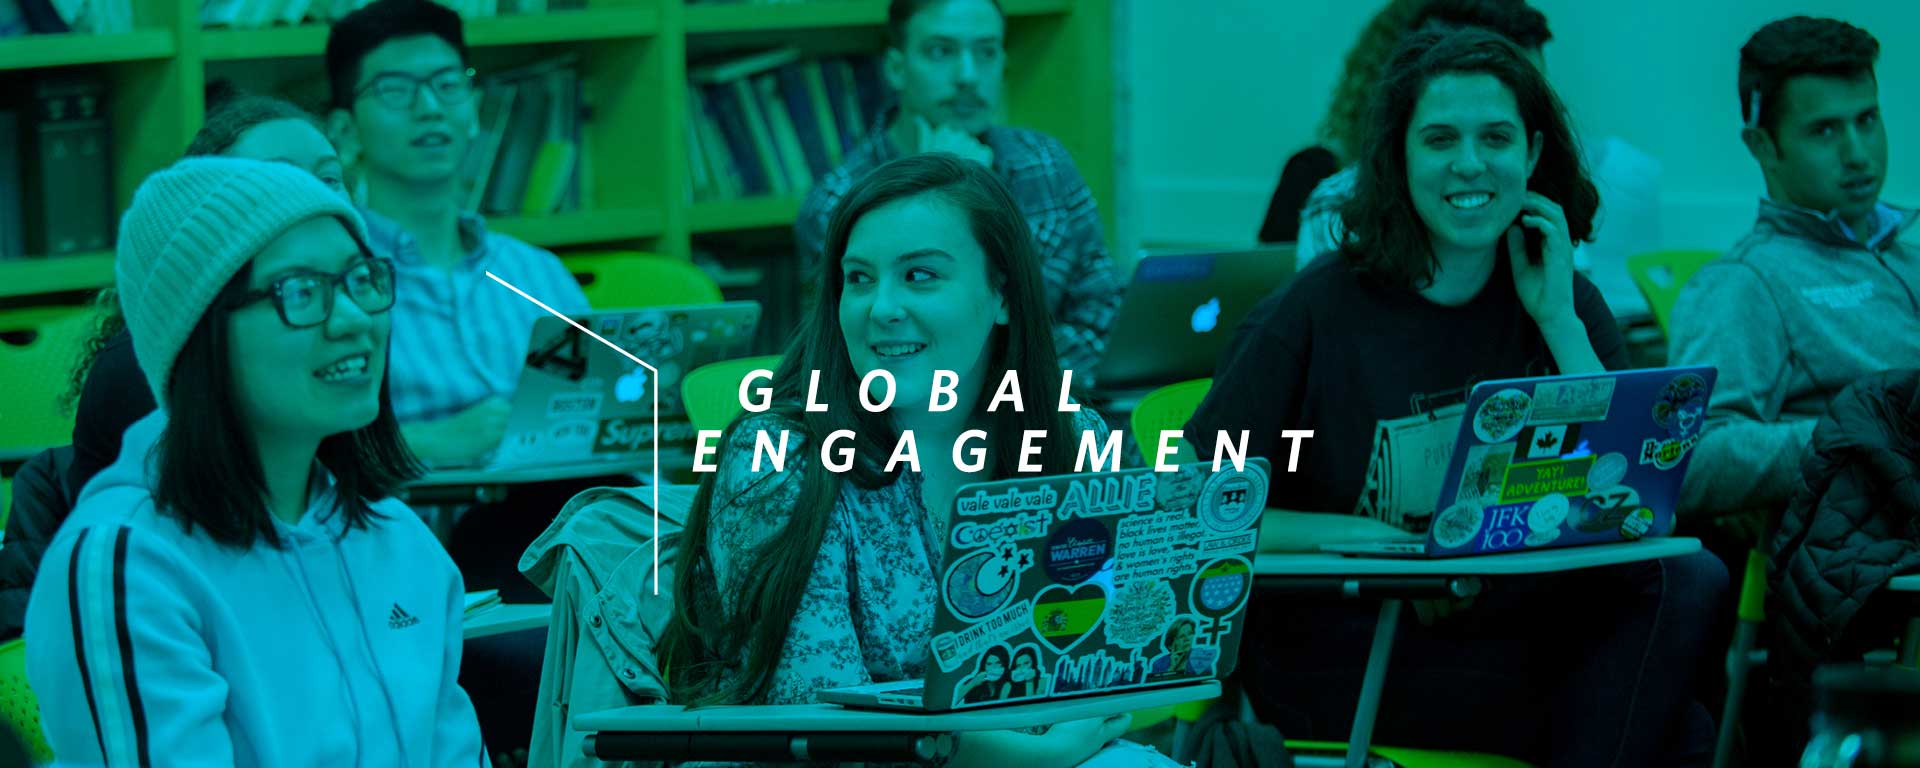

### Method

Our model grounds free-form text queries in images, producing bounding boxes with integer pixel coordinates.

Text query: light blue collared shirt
[362,207,590,424]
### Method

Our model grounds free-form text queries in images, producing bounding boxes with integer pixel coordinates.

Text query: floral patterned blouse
[704,409,1111,705]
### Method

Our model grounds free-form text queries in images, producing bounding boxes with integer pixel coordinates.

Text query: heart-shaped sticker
[1032,583,1107,655]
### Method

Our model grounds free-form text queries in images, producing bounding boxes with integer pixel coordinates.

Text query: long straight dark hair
[661,153,1082,706]
[1338,28,1599,291]
[154,226,421,549]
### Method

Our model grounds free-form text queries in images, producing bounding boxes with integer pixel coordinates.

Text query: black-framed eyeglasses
[229,258,397,329]
[354,67,476,111]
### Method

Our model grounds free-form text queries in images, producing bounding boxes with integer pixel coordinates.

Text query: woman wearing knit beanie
[23,156,490,766]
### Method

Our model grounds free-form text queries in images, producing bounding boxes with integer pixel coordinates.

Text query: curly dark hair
[1409,0,1552,51]
[1738,16,1879,135]
[1337,28,1598,291]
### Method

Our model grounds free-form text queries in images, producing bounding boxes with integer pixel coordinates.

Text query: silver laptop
[477,302,761,469]
[819,458,1271,711]
[1091,247,1295,393]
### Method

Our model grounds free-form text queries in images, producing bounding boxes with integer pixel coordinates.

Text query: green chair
[566,252,724,309]
[0,309,94,460]
[0,638,53,764]
[1288,741,1534,767]
[681,355,784,434]
[1129,378,1213,464]
[1625,249,1720,336]
[1712,550,1772,768]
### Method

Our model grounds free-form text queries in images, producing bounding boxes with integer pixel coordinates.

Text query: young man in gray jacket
[1670,16,1919,519]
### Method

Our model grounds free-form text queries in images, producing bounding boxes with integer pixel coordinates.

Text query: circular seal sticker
[1528,493,1569,532]
[1588,452,1629,491]
[1198,466,1268,534]
[1433,502,1485,549]
[943,549,1020,620]
[1473,388,1533,444]
[1619,507,1656,541]
[1043,518,1113,585]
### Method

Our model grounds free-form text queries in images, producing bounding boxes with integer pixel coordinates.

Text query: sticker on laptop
[1516,423,1582,462]
[1473,388,1533,444]
[1053,648,1148,694]
[1639,374,1710,470]
[1619,506,1657,540]
[1198,464,1267,535]
[1115,510,1203,585]
[1527,377,1616,424]
[942,544,1032,621]
[547,391,603,419]
[1478,502,1534,551]
[1042,518,1113,586]
[1032,583,1107,655]
[1498,456,1595,504]
[1145,615,1219,682]
[1587,452,1629,491]
[952,643,1051,707]
[931,599,1032,673]
[1573,485,1640,533]
[1191,557,1254,635]
[1433,501,1485,549]
[1103,578,1176,649]
[1457,443,1517,506]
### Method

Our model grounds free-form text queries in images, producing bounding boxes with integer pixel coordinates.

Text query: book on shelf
[685,49,889,205]
[21,75,113,258]
[464,55,583,218]
[0,111,22,261]
[205,0,510,29]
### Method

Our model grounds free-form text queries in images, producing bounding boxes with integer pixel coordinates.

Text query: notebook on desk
[447,302,761,470]
[819,459,1271,712]
[1322,366,1716,559]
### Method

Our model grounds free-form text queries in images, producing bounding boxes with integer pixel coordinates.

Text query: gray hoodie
[1668,198,1920,518]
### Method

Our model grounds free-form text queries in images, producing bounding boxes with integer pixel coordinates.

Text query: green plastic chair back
[0,309,94,458]
[1625,249,1720,335]
[567,252,724,309]
[0,638,53,764]
[1129,379,1213,463]
[681,355,784,434]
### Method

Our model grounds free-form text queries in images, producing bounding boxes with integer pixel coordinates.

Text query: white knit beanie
[115,156,369,405]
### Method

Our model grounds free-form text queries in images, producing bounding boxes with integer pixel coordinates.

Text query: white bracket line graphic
[486,271,662,594]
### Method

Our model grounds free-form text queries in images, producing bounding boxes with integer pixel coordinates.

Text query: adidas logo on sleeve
[388,603,420,629]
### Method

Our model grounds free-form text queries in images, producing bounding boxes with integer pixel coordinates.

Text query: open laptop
[1323,366,1717,558]
[1090,247,1295,394]
[476,302,761,469]
[819,458,1271,711]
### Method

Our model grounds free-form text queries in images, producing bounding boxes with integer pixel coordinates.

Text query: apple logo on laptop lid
[1191,298,1221,333]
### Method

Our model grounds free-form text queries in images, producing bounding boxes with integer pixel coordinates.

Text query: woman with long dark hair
[1192,29,1727,765]
[660,153,1171,767]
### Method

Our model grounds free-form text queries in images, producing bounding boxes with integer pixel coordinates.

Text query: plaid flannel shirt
[795,110,1120,382]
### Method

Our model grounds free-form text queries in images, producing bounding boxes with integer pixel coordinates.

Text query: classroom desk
[574,681,1218,764]
[402,456,662,506]
[1255,537,1701,768]
[462,603,551,640]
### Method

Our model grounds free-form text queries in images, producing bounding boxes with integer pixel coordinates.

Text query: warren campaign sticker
[1043,518,1113,586]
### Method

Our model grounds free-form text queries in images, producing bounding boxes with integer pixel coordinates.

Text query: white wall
[1123,0,1920,257]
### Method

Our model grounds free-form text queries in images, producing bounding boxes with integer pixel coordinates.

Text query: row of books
[200,0,583,30]
[0,0,133,35]
[0,76,116,261]
[685,48,888,203]
[459,56,586,217]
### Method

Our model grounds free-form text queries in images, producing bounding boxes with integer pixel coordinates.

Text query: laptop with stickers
[1092,248,1295,394]
[818,458,1271,712]
[470,302,761,469]
[1322,366,1716,558]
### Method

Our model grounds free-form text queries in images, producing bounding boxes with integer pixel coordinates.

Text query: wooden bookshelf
[202,8,664,60]
[0,253,118,296]
[0,30,175,71]
[688,196,803,234]
[0,0,1113,300]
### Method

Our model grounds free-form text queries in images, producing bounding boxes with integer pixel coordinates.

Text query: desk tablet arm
[584,731,955,764]
[1257,575,1483,600]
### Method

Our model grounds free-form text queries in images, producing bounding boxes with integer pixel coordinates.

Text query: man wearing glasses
[325,0,589,467]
